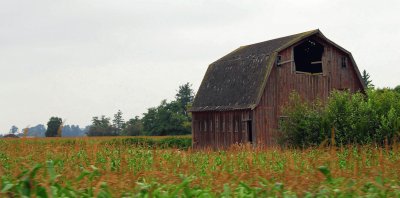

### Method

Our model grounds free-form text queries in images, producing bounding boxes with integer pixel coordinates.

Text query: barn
[190,29,365,148]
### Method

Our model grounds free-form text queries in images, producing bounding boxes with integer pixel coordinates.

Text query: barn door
[247,120,253,143]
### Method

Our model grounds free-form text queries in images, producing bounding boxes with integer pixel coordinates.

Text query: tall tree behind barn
[190,29,365,148]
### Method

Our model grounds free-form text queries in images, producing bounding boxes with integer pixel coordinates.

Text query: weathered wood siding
[192,110,252,148]
[253,37,364,146]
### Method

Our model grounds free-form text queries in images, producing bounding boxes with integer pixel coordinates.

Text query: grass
[0,136,400,197]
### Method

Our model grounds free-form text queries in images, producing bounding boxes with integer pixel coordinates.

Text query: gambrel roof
[191,29,365,112]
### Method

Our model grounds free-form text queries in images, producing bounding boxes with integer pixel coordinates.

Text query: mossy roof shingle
[191,30,319,112]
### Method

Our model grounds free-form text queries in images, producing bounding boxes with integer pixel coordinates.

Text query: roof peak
[240,29,320,49]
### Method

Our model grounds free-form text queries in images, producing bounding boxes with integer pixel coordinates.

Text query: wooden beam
[277,59,293,66]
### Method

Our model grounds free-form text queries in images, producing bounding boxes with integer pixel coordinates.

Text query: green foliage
[279,93,329,146]
[122,116,143,136]
[175,82,195,118]
[280,89,400,146]
[0,161,110,197]
[142,83,195,136]
[1,138,400,197]
[112,110,124,135]
[395,85,400,94]
[87,116,116,136]
[2,162,399,197]
[143,100,190,136]
[369,88,400,142]
[85,83,195,137]
[325,91,375,144]
[361,69,374,89]
[45,117,63,137]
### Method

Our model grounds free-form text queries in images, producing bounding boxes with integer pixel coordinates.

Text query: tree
[25,124,46,137]
[142,107,158,135]
[122,116,143,136]
[143,100,190,136]
[361,69,374,89]
[9,125,18,134]
[112,110,124,135]
[394,85,400,94]
[175,82,195,117]
[45,117,63,137]
[62,125,85,137]
[87,116,115,136]
[142,83,195,136]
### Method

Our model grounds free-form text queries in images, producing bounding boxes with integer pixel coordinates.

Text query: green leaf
[375,176,383,185]
[35,186,48,198]
[46,160,60,184]
[29,164,42,179]
[318,166,333,183]
[1,183,14,192]
[75,170,91,182]
[222,184,231,198]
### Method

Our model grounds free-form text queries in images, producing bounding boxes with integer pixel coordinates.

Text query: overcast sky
[1,0,399,134]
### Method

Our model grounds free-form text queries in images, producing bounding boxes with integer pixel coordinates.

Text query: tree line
[86,82,194,136]
[3,83,195,137]
[5,124,87,137]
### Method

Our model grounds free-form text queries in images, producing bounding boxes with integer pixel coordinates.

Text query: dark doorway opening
[294,39,324,74]
[247,120,253,143]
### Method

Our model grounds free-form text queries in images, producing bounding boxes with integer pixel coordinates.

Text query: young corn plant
[0,161,112,198]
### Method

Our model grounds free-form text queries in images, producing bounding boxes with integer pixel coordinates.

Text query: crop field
[1,137,400,197]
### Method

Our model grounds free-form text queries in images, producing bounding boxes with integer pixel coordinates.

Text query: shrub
[279,93,328,147]
[280,89,400,147]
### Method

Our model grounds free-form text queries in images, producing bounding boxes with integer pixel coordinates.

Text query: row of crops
[1,136,400,197]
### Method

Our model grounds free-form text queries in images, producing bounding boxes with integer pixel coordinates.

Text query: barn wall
[254,38,364,146]
[192,110,252,148]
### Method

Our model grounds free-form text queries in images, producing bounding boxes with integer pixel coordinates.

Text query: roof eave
[189,106,252,112]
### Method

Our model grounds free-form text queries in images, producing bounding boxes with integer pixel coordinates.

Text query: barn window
[341,56,347,68]
[276,55,282,66]
[294,39,324,74]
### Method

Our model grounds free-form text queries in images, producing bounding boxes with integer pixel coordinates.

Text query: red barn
[190,29,365,148]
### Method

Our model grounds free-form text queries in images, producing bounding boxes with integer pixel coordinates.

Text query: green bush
[280,89,400,147]
[158,137,192,149]
[279,93,329,147]
[325,91,375,144]
[369,89,400,142]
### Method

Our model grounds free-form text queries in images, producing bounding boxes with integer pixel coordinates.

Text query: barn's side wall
[192,110,252,148]
[254,38,364,146]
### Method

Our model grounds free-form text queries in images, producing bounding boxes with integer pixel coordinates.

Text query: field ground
[1,136,400,197]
